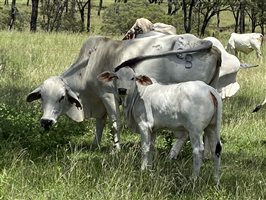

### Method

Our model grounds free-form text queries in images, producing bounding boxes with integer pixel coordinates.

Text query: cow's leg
[92,115,107,148]
[140,126,155,170]
[188,129,204,179]
[101,94,121,150]
[204,125,222,185]
[235,50,238,58]
[256,50,262,62]
[169,131,188,160]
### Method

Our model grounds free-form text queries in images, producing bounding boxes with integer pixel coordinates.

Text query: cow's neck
[123,85,149,132]
[61,58,89,91]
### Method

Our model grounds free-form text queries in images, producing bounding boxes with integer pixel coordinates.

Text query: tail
[252,104,262,112]
[209,88,223,151]
[252,97,266,112]
[209,88,223,184]
[240,63,259,69]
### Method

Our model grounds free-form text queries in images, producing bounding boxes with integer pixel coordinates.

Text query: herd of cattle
[26,18,264,184]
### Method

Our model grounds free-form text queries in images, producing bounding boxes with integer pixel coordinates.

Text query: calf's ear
[26,86,42,102]
[97,71,117,83]
[136,75,153,86]
[66,89,82,110]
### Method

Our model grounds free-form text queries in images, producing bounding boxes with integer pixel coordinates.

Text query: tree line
[3,0,266,35]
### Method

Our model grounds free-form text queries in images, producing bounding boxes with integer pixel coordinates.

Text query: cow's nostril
[118,88,127,95]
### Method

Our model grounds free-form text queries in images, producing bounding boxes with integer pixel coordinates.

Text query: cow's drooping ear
[26,86,42,102]
[136,75,153,86]
[97,71,117,83]
[66,89,83,110]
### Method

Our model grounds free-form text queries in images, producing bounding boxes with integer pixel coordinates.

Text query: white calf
[97,67,223,184]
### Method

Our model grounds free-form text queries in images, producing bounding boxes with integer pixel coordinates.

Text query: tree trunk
[8,0,16,30]
[4,0,8,6]
[182,0,195,33]
[80,9,85,32]
[234,9,240,33]
[65,0,68,13]
[98,0,102,16]
[87,0,91,32]
[167,0,172,15]
[251,8,256,32]
[217,11,220,28]
[30,0,39,32]
[200,13,215,36]
[260,24,264,35]
[239,0,245,33]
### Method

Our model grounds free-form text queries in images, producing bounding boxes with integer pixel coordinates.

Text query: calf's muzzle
[118,88,127,95]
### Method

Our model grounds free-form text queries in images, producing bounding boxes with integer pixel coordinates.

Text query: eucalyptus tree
[195,0,229,36]
[182,0,197,33]
[245,0,266,33]
[228,1,240,33]
[8,0,16,30]
[30,0,39,31]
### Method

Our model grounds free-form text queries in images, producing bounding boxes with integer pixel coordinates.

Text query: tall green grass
[0,31,265,199]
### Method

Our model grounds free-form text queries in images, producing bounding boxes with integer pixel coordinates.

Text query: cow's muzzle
[40,118,56,131]
[118,88,127,95]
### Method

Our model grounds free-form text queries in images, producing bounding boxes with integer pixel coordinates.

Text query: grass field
[0,31,265,199]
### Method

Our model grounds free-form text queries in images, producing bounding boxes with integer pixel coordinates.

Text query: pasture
[0,31,265,199]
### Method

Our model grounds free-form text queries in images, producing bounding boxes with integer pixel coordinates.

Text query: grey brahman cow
[27,34,221,149]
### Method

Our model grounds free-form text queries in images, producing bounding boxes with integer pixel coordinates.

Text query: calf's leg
[169,131,188,160]
[189,129,204,179]
[140,127,156,170]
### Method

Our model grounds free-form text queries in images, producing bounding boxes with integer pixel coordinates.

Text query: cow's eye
[59,96,65,103]
[130,77,134,80]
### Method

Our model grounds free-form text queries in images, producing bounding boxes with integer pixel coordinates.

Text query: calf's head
[26,76,82,130]
[97,67,153,96]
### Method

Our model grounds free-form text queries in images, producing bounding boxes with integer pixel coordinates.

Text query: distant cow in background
[226,33,263,62]
[122,18,176,40]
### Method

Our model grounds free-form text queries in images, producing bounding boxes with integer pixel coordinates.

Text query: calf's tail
[209,88,223,156]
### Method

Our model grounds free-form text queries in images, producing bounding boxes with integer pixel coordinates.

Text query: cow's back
[120,34,221,87]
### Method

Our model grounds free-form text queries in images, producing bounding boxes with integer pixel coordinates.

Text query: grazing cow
[204,37,258,98]
[97,67,222,184]
[253,97,266,112]
[27,34,221,149]
[122,18,176,40]
[226,33,263,62]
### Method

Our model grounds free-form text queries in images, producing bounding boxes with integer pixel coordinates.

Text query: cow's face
[26,76,82,130]
[115,67,137,96]
[97,67,152,97]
